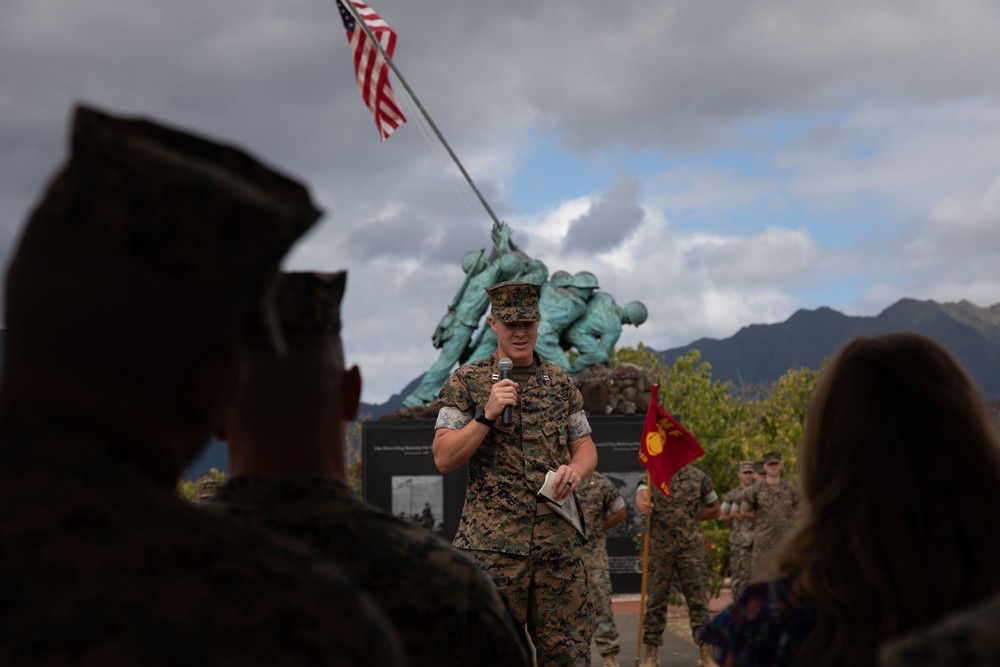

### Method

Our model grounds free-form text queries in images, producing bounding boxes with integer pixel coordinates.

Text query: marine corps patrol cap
[486,281,541,323]
[277,271,346,335]
[19,104,322,352]
[738,461,754,473]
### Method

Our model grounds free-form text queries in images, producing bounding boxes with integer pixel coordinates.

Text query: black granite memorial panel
[363,415,648,593]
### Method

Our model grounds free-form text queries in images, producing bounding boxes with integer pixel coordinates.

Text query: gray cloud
[683,226,818,288]
[562,175,644,253]
[3,0,1000,402]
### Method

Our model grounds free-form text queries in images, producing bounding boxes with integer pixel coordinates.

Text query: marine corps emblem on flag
[638,385,704,497]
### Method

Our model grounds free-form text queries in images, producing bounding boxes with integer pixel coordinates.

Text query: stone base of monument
[573,363,656,416]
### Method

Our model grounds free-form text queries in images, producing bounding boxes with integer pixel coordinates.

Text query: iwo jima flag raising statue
[337,5,656,665]
[403,232,649,406]
[333,0,648,405]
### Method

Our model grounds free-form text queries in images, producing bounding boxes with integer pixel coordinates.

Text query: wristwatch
[473,406,495,427]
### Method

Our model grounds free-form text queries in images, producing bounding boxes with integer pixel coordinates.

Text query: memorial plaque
[363,415,648,593]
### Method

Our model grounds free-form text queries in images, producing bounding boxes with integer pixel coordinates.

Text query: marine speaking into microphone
[498,357,513,426]
[430,280,599,666]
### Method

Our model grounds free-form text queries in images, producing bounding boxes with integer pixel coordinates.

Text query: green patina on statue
[402,222,647,407]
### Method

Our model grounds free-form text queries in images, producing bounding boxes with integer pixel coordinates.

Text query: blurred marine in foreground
[207,271,530,667]
[0,105,405,666]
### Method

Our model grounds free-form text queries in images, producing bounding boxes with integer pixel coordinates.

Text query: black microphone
[498,357,513,426]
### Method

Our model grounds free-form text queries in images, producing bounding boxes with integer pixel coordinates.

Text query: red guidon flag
[638,385,704,497]
[336,0,407,141]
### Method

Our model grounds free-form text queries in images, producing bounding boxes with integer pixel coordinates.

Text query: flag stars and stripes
[336,0,407,141]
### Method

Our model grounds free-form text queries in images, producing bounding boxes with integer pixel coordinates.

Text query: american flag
[336,0,407,141]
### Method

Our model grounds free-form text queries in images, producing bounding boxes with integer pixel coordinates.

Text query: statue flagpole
[339,0,504,231]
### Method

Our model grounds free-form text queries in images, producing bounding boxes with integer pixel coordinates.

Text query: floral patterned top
[697,575,817,667]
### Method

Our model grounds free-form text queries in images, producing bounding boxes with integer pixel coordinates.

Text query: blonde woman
[698,333,1000,666]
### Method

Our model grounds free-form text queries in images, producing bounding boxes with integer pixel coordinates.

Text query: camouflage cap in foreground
[486,281,541,323]
[277,271,346,335]
[738,461,754,473]
[763,451,781,463]
[24,104,323,350]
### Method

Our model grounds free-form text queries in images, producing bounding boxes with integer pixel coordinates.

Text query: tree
[613,344,823,491]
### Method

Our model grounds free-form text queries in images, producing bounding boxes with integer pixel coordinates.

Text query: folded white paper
[537,469,566,507]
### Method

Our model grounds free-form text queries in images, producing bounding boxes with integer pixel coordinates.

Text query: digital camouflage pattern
[436,351,593,667]
[578,472,626,568]
[277,272,346,335]
[437,352,588,554]
[638,466,718,645]
[739,479,802,571]
[577,471,626,658]
[468,527,593,667]
[206,476,530,667]
[23,106,322,350]
[485,280,541,322]
[722,484,754,600]
[0,103,390,664]
[722,486,753,548]
[0,418,404,666]
[879,594,1000,667]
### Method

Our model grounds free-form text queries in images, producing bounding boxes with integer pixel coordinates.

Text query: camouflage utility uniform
[638,466,719,646]
[206,475,530,667]
[721,485,754,600]
[0,105,404,666]
[0,419,404,666]
[740,479,801,572]
[577,471,626,659]
[437,351,594,666]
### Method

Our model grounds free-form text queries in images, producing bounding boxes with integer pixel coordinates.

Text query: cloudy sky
[3,0,1000,404]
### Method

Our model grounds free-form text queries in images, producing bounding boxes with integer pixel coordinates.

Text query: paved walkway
[590,592,733,667]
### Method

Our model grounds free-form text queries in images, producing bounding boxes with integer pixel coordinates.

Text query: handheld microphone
[498,357,514,426]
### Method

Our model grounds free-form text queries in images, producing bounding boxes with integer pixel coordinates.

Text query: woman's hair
[773,333,1000,664]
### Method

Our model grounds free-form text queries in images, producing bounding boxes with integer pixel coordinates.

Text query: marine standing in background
[739,451,802,575]
[577,470,628,667]
[433,281,598,667]
[0,105,403,666]
[720,461,756,601]
[636,466,721,667]
[207,271,529,667]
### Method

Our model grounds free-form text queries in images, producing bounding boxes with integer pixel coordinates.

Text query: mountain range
[1,296,995,480]
[361,298,1000,418]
